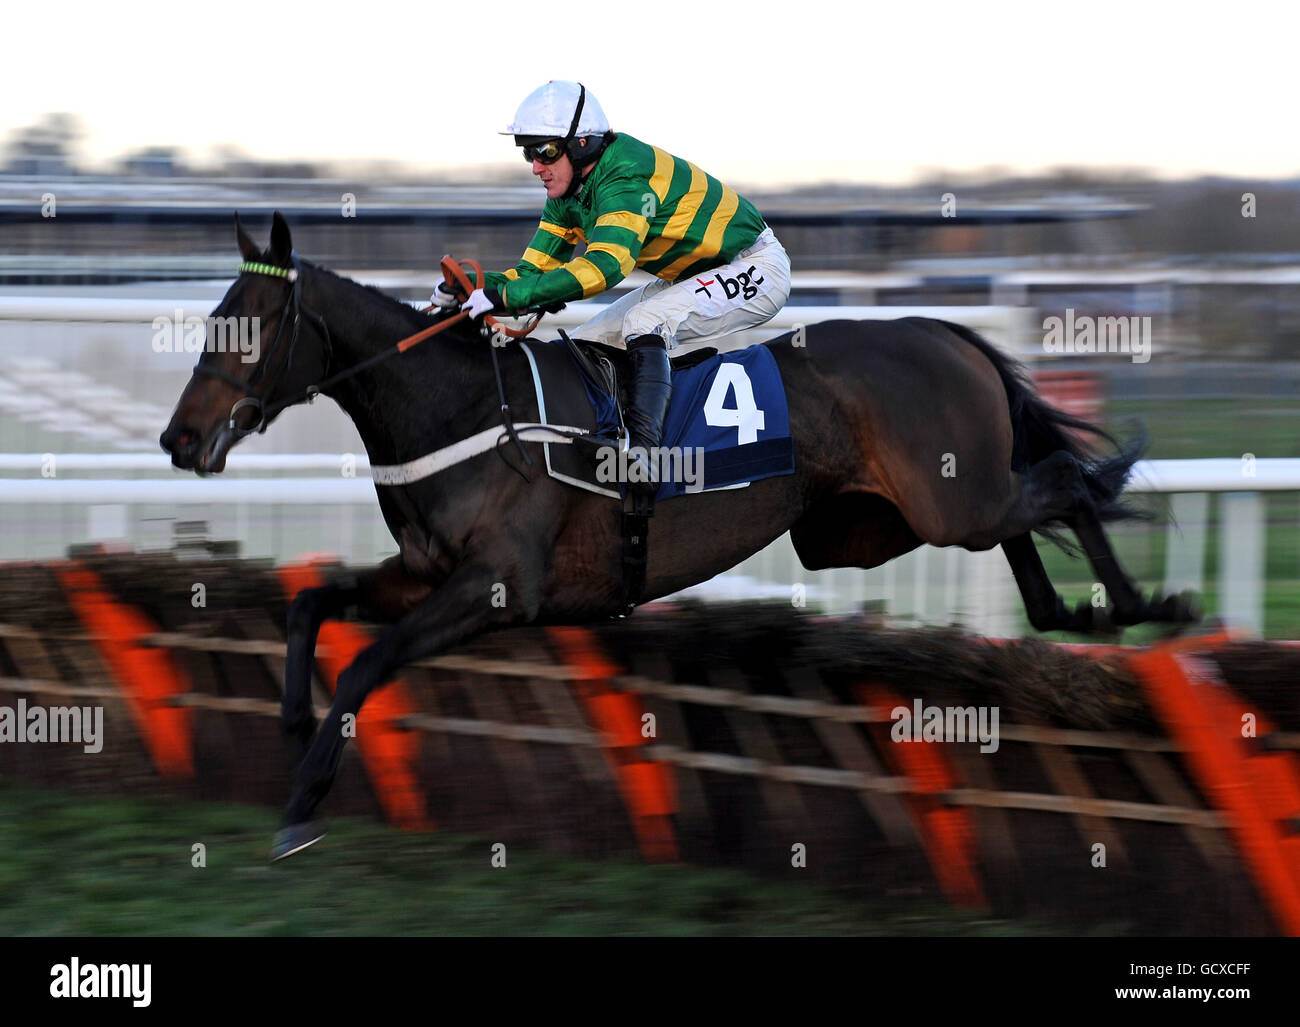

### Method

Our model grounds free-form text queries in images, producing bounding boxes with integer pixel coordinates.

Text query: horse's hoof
[1137,590,1201,628]
[1071,599,1119,636]
[1170,589,1203,624]
[271,821,327,862]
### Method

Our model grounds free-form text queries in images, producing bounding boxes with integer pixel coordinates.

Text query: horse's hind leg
[1068,507,1199,627]
[977,450,1091,545]
[1001,533,1109,633]
[993,452,1197,630]
[993,452,1163,633]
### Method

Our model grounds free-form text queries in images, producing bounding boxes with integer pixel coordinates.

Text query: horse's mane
[252,246,455,332]
[304,258,443,325]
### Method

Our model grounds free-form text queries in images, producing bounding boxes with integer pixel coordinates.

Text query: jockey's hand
[429,282,460,309]
[461,287,503,321]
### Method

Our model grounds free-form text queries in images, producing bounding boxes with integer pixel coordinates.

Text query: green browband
[239,260,298,281]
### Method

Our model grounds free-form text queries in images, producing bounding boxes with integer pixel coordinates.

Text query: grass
[0,779,1077,937]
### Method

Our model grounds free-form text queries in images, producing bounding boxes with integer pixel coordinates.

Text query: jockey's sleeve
[483,197,580,299]
[485,176,651,312]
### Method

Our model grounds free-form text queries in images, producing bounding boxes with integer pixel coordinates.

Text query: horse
[160,212,1197,859]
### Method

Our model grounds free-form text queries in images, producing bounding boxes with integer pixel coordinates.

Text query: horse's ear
[235,212,259,261]
[269,210,292,266]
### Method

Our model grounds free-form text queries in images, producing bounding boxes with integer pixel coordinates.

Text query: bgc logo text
[719,265,765,301]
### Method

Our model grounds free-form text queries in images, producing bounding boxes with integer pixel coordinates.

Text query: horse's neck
[307,271,489,464]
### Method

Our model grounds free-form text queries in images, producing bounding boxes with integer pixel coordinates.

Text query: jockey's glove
[461,286,503,321]
[429,282,460,309]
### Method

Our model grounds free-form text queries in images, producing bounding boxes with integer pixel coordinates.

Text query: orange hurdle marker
[547,626,679,862]
[858,683,987,910]
[54,562,194,778]
[1129,646,1300,936]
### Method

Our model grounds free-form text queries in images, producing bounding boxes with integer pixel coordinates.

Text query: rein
[192,253,542,477]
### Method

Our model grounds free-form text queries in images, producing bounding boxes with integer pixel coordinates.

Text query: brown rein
[395,255,542,354]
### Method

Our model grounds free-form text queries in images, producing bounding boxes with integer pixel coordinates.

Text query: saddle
[512,331,794,616]
[560,332,718,438]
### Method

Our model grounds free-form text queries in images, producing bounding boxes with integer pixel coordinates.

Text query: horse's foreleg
[283,576,362,761]
[275,560,521,856]
[282,555,435,762]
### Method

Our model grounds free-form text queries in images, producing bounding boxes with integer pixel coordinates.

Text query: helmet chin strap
[559,83,589,200]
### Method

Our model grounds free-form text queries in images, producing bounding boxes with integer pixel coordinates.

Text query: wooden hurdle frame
[0,552,1297,934]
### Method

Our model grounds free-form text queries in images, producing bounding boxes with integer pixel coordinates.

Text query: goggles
[522,139,566,165]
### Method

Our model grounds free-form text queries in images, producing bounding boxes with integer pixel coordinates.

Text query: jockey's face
[532,151,573,199]
[530,138,593,199]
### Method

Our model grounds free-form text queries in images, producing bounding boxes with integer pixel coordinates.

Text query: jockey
[436,80,792,496]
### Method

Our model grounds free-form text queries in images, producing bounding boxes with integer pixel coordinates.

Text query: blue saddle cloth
[576,343,795,502]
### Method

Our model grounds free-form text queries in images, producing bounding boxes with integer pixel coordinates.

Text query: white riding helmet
[502,80,610,141]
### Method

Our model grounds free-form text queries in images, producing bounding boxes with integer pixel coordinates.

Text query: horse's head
[160,212,331,474]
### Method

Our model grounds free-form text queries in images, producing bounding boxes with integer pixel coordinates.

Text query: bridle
[191,253,545,472]
[190,253,329,439]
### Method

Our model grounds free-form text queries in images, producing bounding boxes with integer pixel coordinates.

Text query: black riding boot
[624,334,673,498]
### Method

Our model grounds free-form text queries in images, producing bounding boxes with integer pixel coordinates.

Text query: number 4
[703,363,765,445]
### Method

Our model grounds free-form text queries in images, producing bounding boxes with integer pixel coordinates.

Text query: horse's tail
[933,319,1151,550]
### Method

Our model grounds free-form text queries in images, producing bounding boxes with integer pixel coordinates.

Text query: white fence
[0,454,1293,638]
[0,294,1036,460]
[0,294,1037,356]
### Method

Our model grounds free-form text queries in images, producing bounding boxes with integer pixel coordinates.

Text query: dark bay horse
[160,213,1196,858]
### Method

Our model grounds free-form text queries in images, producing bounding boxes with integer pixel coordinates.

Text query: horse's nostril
[161,426,196,454]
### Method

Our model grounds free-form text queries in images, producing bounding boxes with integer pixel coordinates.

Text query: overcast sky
[4,0,1297,188]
